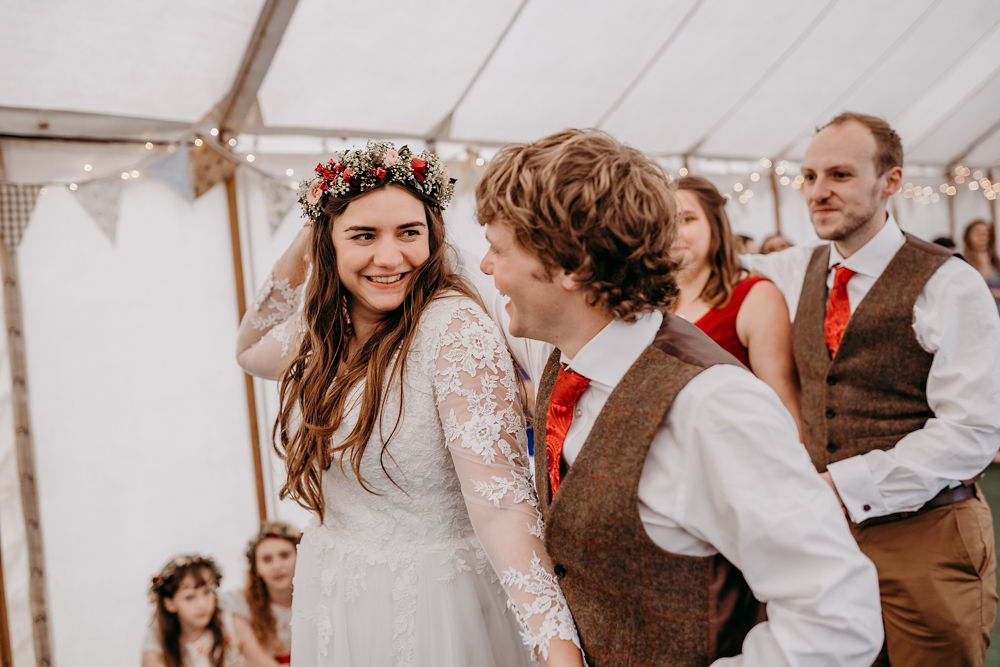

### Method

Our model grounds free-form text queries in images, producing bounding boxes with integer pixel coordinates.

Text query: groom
[473,129,883,665]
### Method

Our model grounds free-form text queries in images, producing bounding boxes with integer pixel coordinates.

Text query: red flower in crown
[333,163,344,174]
[314,162,324,174]
[411,158,427,182]
[342,168,353,182]
[374,167,387,179]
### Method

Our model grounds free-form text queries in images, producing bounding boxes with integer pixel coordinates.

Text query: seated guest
[224,522,301,666]
[760,232,792,254]
[143,554,244,667]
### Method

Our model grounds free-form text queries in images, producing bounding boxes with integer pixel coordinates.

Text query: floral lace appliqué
[501,554,581,659]
[250,275,302,331]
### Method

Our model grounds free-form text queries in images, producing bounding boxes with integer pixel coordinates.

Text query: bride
[236,141,584,667]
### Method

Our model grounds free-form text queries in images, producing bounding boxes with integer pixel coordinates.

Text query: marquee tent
[0,0,998,664]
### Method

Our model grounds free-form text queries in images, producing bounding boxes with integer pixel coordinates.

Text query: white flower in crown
[297,141,456,221]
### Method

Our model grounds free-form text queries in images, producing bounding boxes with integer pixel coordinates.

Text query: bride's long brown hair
[274,184,475,518]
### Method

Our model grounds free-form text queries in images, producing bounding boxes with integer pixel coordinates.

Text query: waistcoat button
[553,564,567,577]
[826,407,836,418]
[826,443,838,452]
[827,376,838,385]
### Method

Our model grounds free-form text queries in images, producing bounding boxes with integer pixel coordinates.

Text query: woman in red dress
[672,175,802,434]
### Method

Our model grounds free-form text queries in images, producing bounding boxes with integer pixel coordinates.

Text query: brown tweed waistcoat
[791,234,952,472]
[535,313,761,667]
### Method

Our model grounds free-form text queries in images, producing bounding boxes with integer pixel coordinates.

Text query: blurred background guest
[962,219,1000,313]
[672,175,802,434]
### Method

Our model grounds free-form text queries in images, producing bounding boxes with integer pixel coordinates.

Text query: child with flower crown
[236,141,584,666]
[142,555,244,667]
[222,522,300,666]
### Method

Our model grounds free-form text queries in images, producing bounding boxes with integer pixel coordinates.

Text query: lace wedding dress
[238,278,581,666]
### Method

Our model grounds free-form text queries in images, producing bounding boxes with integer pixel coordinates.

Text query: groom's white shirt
[458,248,883,667]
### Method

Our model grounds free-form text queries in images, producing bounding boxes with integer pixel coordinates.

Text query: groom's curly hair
[475,128,679,320]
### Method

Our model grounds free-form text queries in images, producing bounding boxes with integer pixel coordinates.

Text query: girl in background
[672,175,802,433]
[225,522,300,666]
[142,555,243,667]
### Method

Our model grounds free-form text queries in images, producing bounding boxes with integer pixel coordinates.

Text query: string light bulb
[246,154,256,163]
[285,168,294,177]
[210,128,220,137]
[84,163,93,172]
[193,138,204,147]
[145,142,153,150]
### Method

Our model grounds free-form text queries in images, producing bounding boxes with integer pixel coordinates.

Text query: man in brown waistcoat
[471,128,882,666]
[743,112,1000,666]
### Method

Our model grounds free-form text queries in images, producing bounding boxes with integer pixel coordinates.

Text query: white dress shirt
[741,217,1000,522]
[457,250,883,666]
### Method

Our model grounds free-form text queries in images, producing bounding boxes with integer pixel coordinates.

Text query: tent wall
[7,180,261,665]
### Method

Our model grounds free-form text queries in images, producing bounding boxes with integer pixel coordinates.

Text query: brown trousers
[850,490,997,667]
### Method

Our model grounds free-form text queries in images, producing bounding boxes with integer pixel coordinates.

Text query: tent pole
[224,173,268,524]
[947,185,956,240]
[768,166,782,235]
[0,244,52,666]
[988,169,997,229]
[0,149,12,667]
[0,148,51,666]
[0,539,10,667]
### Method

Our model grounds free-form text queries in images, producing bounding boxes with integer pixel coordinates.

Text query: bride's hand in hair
[274,222,313,286]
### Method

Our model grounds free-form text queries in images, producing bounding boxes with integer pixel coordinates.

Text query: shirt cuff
[827,456,887,522]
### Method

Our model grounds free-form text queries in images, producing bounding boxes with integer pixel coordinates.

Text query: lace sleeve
[235,274,307,380]
[433,303,582,660]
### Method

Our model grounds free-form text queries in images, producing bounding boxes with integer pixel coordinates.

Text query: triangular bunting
[188,141,238,199]
[0,183,43,247]
[259,172,298,235]
[147,147,194,202]
[73,179,123,243]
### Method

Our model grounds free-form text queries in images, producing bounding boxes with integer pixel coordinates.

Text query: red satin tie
[825,265,855,356]
[545,365,590,495]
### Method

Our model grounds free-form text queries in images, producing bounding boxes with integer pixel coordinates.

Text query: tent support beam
[225,173,268,524]
[0,150,52,664]
[218,0,300,136]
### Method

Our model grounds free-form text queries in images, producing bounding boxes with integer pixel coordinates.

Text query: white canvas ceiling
[2,0,999,168]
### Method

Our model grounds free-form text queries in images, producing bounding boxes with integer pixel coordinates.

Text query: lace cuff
[432,301,582,659]
[250,275,303,330]
[236,274,306,380]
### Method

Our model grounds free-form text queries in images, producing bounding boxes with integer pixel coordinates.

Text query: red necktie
[545,365,590,495]
[825,265,855,356]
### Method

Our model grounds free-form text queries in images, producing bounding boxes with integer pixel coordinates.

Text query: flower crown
[149,554,222,600]
[245,521,302,560]
[298,141,456,220]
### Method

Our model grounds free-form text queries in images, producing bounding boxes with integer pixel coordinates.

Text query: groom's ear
[559,270,583,291]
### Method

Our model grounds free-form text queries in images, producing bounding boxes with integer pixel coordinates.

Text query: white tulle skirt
[290,525,537,667]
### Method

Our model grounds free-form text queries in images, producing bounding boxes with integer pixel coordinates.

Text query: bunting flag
[259,172,298,234]
[74,179,123,243]
[0,183,44,247]
[147,147,194,202]
[188,142,238,199]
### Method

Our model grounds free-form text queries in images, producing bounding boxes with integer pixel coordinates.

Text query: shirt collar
[561,310,663,388]
[828,212,906,278]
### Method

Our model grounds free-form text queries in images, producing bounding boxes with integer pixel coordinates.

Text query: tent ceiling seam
[593,0,705,129]
[682,0,839,157]
[428,0,531,141]
[770,0,944,161]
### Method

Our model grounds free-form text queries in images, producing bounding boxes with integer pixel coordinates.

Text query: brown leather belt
[857,483,976,528]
